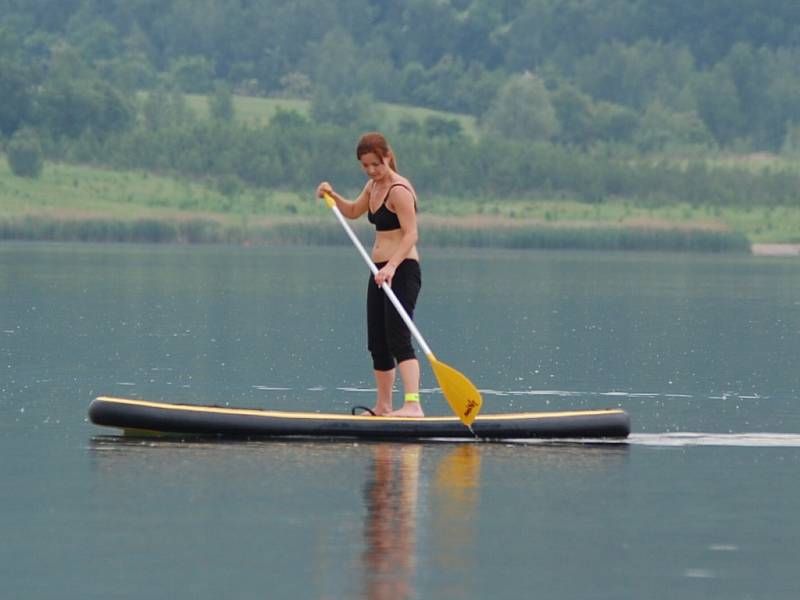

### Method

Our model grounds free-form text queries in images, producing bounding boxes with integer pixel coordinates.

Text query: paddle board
[89,396,631,440]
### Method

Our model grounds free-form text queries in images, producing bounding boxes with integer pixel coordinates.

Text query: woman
[317,132,423,417]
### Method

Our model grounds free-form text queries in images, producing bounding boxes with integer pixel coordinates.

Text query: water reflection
[86,436,629,599]
[362,444,422,600]
[429,445,481,598]
[361,444,482,600]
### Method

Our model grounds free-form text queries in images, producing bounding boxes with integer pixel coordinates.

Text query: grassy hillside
[2,157,796,249]
[3,92,796,249]
[0,159,325,221]
[183,94,481,139]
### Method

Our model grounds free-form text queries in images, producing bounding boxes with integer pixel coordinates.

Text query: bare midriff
[372,229,419,264]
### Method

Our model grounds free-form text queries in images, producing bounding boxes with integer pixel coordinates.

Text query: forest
[2,0,800,247]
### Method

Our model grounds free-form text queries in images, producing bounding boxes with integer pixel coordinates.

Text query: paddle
[323,191,482,427]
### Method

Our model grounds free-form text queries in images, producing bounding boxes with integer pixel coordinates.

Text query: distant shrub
[7,128,44,178]
[209,82,234,122]
[217,174,242,197]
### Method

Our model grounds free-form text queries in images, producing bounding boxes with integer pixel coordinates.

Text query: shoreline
[751,243,800,256]
[0,214,753,253]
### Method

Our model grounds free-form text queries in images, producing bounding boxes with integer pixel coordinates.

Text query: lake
[2,242,799,599]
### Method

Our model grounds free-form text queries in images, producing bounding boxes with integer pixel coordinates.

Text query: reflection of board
[89,396,631,440]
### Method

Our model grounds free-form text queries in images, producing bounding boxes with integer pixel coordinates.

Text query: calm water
[2,242,799,599]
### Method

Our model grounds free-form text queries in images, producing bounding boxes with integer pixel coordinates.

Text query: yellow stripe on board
[94,396,626,422]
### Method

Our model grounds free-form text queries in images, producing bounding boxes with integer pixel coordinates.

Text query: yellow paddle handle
[322,191,336,209]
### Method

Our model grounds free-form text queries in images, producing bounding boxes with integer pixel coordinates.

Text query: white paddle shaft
[328,204,433,358]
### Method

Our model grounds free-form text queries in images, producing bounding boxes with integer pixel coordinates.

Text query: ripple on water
[627,432,800,447]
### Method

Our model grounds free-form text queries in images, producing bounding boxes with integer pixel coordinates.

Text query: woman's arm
[317,181,369,219]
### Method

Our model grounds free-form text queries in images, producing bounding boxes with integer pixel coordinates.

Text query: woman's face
[359,152,391,182]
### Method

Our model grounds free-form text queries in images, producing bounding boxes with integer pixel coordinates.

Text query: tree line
[3,65,800,209]
[38,98,800,209]
[3,0,800,152]
[2,0,800,209]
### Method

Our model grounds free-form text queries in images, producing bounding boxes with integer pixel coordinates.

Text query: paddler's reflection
[361,443,481,600]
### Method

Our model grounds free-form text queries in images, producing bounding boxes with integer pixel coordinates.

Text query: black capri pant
[367,259,421,371]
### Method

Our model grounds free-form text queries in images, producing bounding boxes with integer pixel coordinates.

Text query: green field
[4,91,798,248]
[3,157,798,249]
[184,94,311,128]
[0,159,326,220]
[183,94,481,139]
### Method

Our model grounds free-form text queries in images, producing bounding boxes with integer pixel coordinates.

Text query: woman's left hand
[375,264,396,288]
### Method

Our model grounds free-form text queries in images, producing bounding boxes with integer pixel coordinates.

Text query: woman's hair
[356,132,397,172]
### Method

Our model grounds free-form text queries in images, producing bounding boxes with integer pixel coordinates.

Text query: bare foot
[371,403,393,416]
[388,402,424,418]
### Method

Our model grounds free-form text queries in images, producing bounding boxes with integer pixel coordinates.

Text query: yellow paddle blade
[429,355,482,426]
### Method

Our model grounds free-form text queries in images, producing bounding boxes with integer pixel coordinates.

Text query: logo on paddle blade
[463,398,479,417]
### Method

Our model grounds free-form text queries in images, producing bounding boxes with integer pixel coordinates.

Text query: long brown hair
[356,132,397,172]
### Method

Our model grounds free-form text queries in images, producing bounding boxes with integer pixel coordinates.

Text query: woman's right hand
[316,181,333,199]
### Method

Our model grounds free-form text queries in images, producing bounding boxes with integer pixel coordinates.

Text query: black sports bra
[367,183,417,231]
